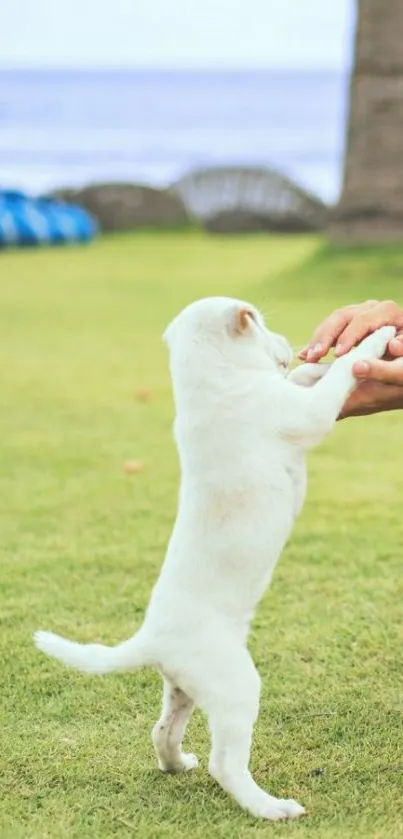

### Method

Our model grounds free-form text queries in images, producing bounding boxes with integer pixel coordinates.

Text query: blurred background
[0,0,353,201]
[0,0,356,242]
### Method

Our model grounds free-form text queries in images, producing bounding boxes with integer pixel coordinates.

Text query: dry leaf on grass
[123,460,144,474]
[135,389,152,402]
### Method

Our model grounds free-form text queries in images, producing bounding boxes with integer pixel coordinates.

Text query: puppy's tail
[34,629,151,675]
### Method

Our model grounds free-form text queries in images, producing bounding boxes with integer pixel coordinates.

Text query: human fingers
[334,300,403,357]
[388,330,403,357]
[298,300,379,361]
[352,356,403,385]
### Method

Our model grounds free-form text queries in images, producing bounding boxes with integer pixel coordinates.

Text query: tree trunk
[328,0,403,244]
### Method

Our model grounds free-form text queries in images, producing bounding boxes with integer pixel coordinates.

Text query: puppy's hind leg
[200,647,305,821]
[152,677,198,773]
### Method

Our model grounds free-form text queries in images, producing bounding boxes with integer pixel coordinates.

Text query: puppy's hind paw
[159,752,199,773]
[250,792,306,821]
[277,798,306,819]
[181,752,199,771]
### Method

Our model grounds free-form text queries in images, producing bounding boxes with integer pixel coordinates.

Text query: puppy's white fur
[34,297,394,821]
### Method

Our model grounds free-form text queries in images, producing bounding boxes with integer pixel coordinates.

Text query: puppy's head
[163,296,292,374]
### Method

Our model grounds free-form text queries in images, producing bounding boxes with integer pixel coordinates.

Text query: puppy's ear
[230,305,257,335]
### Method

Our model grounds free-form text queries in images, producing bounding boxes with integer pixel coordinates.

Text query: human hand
[339,352,403,419]
[339,376,403,419]
[299,300,403,362]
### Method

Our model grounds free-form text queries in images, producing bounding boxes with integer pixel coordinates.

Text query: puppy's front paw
[354,326,396,361]
[288,362,332,388]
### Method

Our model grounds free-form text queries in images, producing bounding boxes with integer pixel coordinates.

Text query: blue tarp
[0,191,98,247]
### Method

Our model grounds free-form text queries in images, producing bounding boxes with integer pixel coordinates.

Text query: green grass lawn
[1,232,403,839]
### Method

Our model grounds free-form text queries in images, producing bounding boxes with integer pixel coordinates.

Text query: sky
[0,0,354,70]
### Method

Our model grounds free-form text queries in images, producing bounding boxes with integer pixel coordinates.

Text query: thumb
[353,357,403,384]
[388,334,403,357]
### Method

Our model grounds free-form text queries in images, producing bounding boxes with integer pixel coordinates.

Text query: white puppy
[35,297,394,821]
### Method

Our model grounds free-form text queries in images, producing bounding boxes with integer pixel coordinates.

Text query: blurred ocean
[0,69,349,204]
